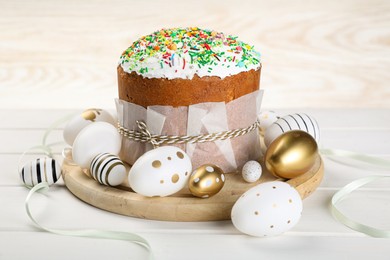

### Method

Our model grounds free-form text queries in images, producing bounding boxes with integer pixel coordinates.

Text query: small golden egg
[188,164,225,198]
[264,130,318,179]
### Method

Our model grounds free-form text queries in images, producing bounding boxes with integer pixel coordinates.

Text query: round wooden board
[62,156,324,222]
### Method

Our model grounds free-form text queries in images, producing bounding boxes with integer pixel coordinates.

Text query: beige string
[117,120,261,149]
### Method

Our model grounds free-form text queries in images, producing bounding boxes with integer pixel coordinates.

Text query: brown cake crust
[117,65,261,107]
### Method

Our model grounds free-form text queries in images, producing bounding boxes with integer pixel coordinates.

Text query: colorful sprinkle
[119,27,261,78]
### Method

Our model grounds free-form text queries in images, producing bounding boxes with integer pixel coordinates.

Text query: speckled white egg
[129,146,192,197]
[264,113,320,147]
[63,108,115,146]
[242,160,262,183]
[20,157,61,187]
[258,110,279,132]
[231,181,303,237]
[72,122,121,169]
[90,153,127,186]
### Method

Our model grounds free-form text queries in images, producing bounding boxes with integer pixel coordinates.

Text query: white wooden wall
[1,0,389,109]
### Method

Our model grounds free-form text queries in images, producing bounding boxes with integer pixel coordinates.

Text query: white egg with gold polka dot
[63,108,116,146]
[231,181,302,237]
[258,110,279,133]
[128,146,192,197]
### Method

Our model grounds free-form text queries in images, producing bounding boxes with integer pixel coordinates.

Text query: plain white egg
[72,122,121,169]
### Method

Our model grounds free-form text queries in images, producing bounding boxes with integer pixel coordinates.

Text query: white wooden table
[1,0,390,258]
[1,108,389,259]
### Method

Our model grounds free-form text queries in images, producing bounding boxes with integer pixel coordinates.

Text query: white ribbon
[330,175,390,238]
[26,182,154,258]
[321,148,390,170]
[20,111,154,259]
[321,149,390,238]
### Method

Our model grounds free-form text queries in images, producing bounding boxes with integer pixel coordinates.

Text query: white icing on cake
[119,27,261,80]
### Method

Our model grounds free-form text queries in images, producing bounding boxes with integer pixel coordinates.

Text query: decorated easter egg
[20,157,61,187]
[242,160,262,183]
[264,113,320,147]
[258,110,279,133]
[128,146,192,197]
[188,164,225,198]
[63,108,116,146]
[90,153,126,186]
[231,181,303,237]
[72,122,121,169]
[265,130,318,179]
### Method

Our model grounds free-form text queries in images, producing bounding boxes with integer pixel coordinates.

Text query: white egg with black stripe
[264,113,320,147]
[90,153,126,186]
[20,157,61,187]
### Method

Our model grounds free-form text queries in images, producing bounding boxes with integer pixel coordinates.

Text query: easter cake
[117,27,261,107]
[116,27,263,172]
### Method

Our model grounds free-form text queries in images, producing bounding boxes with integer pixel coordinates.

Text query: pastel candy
[20,157,61,187]
[90,153,127,186]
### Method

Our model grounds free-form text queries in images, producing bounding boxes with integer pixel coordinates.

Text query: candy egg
[242,160,262,183]
[20,157,61,187]
[265,130,318,179]
[63,108,115,146]
[258,110,279,133]
[188,164,225,198]
[72,122,121,169]
[231,181,303,237]
[264,113,320,147]
[129,146,192,197]
[90,153,126,186]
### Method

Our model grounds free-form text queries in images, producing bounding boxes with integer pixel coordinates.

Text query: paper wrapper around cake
[116,90,263,173]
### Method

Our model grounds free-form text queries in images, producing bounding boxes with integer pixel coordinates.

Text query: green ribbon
[321,149,390,238]
[331,176,390,238]
[26,182,153,258]
[21,111,154,259]
[321,148,390,170]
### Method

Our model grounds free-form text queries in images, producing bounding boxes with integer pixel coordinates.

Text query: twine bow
[135,120,161,148]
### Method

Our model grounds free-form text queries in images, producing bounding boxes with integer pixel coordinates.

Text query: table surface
[1,108,390,259]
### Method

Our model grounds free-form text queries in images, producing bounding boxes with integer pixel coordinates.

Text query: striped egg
[90,153,126,186]
[20,157,61,187]
[264,113,320,147]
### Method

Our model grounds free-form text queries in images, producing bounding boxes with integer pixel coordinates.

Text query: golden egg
[188,164,225,198]
[264,130,318,179]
